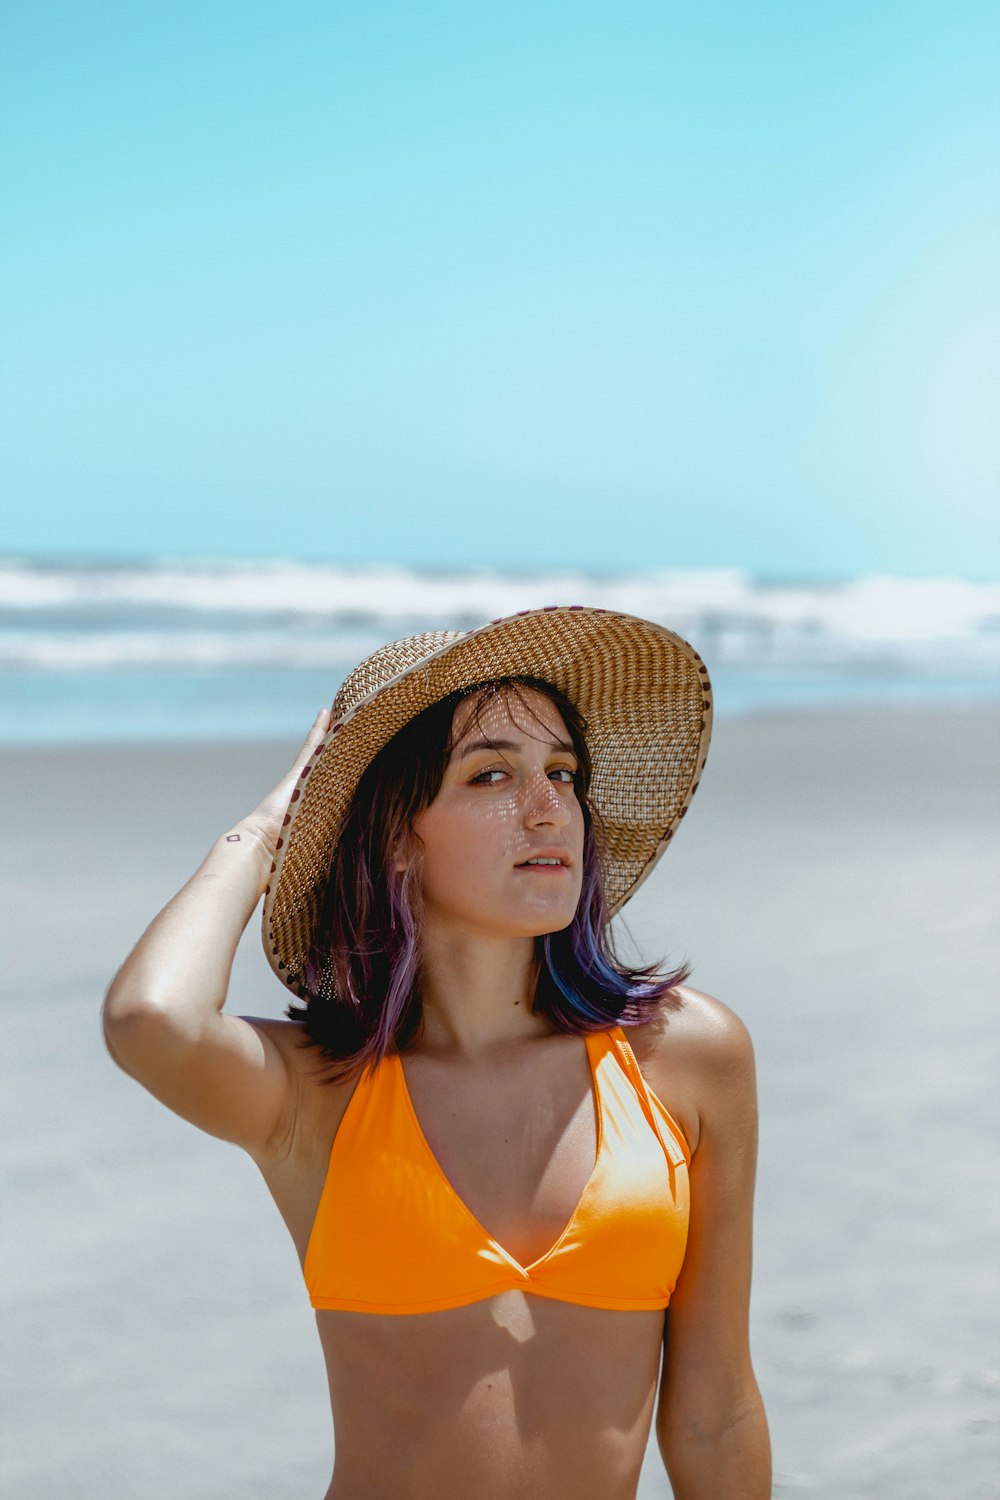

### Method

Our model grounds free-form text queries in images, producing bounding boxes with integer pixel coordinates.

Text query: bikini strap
[610,1026,690,1170]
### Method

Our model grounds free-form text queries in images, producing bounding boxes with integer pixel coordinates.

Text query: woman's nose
[523,773,570,827]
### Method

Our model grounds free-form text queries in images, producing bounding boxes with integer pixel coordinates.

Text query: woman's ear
[392,833,415,874]
[392,819,425,876]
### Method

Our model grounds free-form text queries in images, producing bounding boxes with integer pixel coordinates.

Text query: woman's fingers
[273,707,331,802]
[293,706,331,771]
[238,707,332,854]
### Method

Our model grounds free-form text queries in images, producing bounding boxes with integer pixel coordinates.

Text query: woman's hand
[233,707,332,881]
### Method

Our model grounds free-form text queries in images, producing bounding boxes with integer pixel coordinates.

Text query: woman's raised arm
[101,709,330,1159]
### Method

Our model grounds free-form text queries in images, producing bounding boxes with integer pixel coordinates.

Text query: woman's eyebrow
[454,736,577,760]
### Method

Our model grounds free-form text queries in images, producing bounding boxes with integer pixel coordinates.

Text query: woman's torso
[251,1007,701,1500]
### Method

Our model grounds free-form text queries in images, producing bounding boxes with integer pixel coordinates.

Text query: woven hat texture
[262,606,712,997]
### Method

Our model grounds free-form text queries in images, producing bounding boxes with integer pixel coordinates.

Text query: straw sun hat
[262,605,713,998]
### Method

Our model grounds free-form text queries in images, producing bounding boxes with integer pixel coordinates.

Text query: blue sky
[1,1,997,577]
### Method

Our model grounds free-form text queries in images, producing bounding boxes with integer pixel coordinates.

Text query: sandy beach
[2,702,997,1499]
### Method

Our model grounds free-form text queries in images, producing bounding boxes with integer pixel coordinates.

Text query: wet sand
[2,703,998,1498]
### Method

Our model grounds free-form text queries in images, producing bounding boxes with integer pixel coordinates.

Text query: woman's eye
[470,766,576,786]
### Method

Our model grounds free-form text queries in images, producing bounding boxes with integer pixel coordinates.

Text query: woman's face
[409,687,586,939]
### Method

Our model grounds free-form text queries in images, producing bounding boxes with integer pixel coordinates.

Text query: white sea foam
[0,629,382,671]
[1,556,998,672]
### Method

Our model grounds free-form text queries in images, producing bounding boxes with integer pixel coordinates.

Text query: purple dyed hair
[286,676,691,1081]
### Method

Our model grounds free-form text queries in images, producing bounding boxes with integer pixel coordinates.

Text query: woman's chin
[515,908,580,939]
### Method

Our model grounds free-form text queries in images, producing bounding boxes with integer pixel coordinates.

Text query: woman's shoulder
[240,1015,313,1067]
[239,1016,365,1172]
[628,984,753,1065]
[238,1016,361,1102]
[625,986,757,1155]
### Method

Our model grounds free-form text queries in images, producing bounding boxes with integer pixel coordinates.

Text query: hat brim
[262,606,712,997]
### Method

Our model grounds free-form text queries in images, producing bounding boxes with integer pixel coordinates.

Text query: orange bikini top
[304,1025,690,1315]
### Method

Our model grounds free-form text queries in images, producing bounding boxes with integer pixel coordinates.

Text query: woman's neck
[416,919,554,1057]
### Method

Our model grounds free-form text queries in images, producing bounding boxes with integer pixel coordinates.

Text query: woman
[103,606,770,1499]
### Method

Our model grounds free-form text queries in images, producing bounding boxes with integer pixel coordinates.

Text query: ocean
[2,554,997,744]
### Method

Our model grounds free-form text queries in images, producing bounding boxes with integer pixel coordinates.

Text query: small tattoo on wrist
[226,833,241,842]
